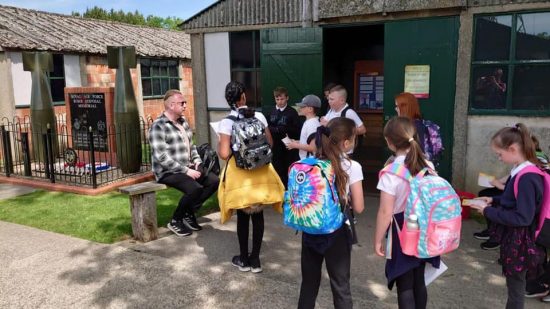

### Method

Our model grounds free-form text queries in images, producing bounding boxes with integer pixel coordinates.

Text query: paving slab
[0,196,548,308]
[0,183,37,200]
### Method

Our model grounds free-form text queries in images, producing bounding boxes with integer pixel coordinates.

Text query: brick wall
[14,56,195,129]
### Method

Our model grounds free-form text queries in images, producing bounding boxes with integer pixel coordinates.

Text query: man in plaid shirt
[149,89,219,237]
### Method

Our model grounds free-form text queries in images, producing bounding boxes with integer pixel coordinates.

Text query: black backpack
[197,143,220,176]
[226,112,272,170]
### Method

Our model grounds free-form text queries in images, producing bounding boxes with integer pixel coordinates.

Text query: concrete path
[1,196,548,308]
[0,183,36,200]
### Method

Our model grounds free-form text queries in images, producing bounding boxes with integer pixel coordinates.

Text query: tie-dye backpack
[380,163,462,258]
[283,157,344,234]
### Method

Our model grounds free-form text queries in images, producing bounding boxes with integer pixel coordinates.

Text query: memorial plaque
[69,93,108,151]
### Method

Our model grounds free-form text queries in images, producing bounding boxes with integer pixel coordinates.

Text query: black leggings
[396,263,427,309]
[236,210,264,260]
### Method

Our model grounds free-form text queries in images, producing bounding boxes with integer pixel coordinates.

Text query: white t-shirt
[376,155,434,214]
[218,108,268,136]
[341,157,363,194]
[299,117,321,159]
[324,104,364,128]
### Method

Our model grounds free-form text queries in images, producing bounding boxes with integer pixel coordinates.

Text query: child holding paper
[268,87,301,188]
[470,123,545,309]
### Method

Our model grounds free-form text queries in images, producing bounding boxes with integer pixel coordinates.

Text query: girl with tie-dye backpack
[284,117,364,308]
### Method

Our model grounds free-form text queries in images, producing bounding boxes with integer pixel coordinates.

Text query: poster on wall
[358,74,384,110]
[404,65,430,99]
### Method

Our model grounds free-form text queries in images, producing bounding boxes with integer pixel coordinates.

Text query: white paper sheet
[478,172,496,188]
[425,260,448,286]
[281,136,291,145]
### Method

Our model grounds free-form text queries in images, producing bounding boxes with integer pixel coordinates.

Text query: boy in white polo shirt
[286,94,321,159]
[320,85,366,136]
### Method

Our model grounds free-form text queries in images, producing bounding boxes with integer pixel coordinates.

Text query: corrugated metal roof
[183,0,550,32]
[182,0,304,31]
[470,0,548,6]
[0,5,190,59]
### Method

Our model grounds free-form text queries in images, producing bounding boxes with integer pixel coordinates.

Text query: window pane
[50,78,65,102]
[159,65,168,77]
[141,63,150,77]
[168,65,178,77]
[474,15,512,61]
[161,78,169,94]
[471,66,508,109]
[230,31,254,68]
[516,12,550,60]
[141,58,150,67]
[512,65,550,111]
[142,79,151,97]
[51,54,65,77]
[231,71,257,107]
[151,65,159,77]
[169,78,179,90]
[152,79,161,96]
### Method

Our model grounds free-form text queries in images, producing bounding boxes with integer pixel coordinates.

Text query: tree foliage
[71,6,183,30]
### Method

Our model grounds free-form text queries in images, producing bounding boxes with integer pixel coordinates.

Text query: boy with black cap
[286,94,321,159]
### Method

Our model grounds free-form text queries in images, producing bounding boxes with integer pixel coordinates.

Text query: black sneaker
[473,229,490,240]
[231,255,250,272]
[182,213,202,231]
[525,283,549,298]
[167,220,192,237]
[249,256,262,273]
[480,241,500,250]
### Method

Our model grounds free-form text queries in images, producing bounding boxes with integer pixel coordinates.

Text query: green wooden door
[384,17,459,180]
[260,28,323,112]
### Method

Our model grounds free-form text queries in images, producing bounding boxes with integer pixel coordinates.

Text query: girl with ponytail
[298,117,364,309]
[217,81,284,274]
[470,123,545,308]
[374,116,439,309]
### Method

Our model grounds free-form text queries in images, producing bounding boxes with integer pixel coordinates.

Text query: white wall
[204,32,231,109]
[63,54,81,87]
[8,52,31,107]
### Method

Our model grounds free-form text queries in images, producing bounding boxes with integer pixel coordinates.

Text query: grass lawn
[0,188,219,244]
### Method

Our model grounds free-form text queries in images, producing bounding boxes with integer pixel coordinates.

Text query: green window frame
[229,30,262,108]
[48,54,66,104]
[140,58,180,98]
[470,11,550,116]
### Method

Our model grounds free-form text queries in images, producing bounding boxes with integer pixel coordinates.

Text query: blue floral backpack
[380,163,462,258]
[421,120,444,166]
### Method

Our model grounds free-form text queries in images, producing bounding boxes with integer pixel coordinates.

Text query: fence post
[42,133,50,179]
[20,132,31,176]
[88,127,97,189]
[1,125,14,176]
[45,124,55,183]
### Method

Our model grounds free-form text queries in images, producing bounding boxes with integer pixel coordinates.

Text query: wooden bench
[119,181,167,242]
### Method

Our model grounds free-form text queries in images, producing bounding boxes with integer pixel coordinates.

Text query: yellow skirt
[217,157,285,224]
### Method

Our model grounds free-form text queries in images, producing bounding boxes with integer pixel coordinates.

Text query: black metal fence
[0,115,153,188]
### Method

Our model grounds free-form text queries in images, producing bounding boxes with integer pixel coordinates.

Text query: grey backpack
[226,113,272,170]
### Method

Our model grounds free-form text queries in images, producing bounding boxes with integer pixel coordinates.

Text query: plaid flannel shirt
[149,113,201,180]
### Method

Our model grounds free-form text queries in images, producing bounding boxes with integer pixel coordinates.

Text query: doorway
[323,24,386,194]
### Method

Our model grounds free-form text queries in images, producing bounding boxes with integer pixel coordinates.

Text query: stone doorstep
[0,173,155,196]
